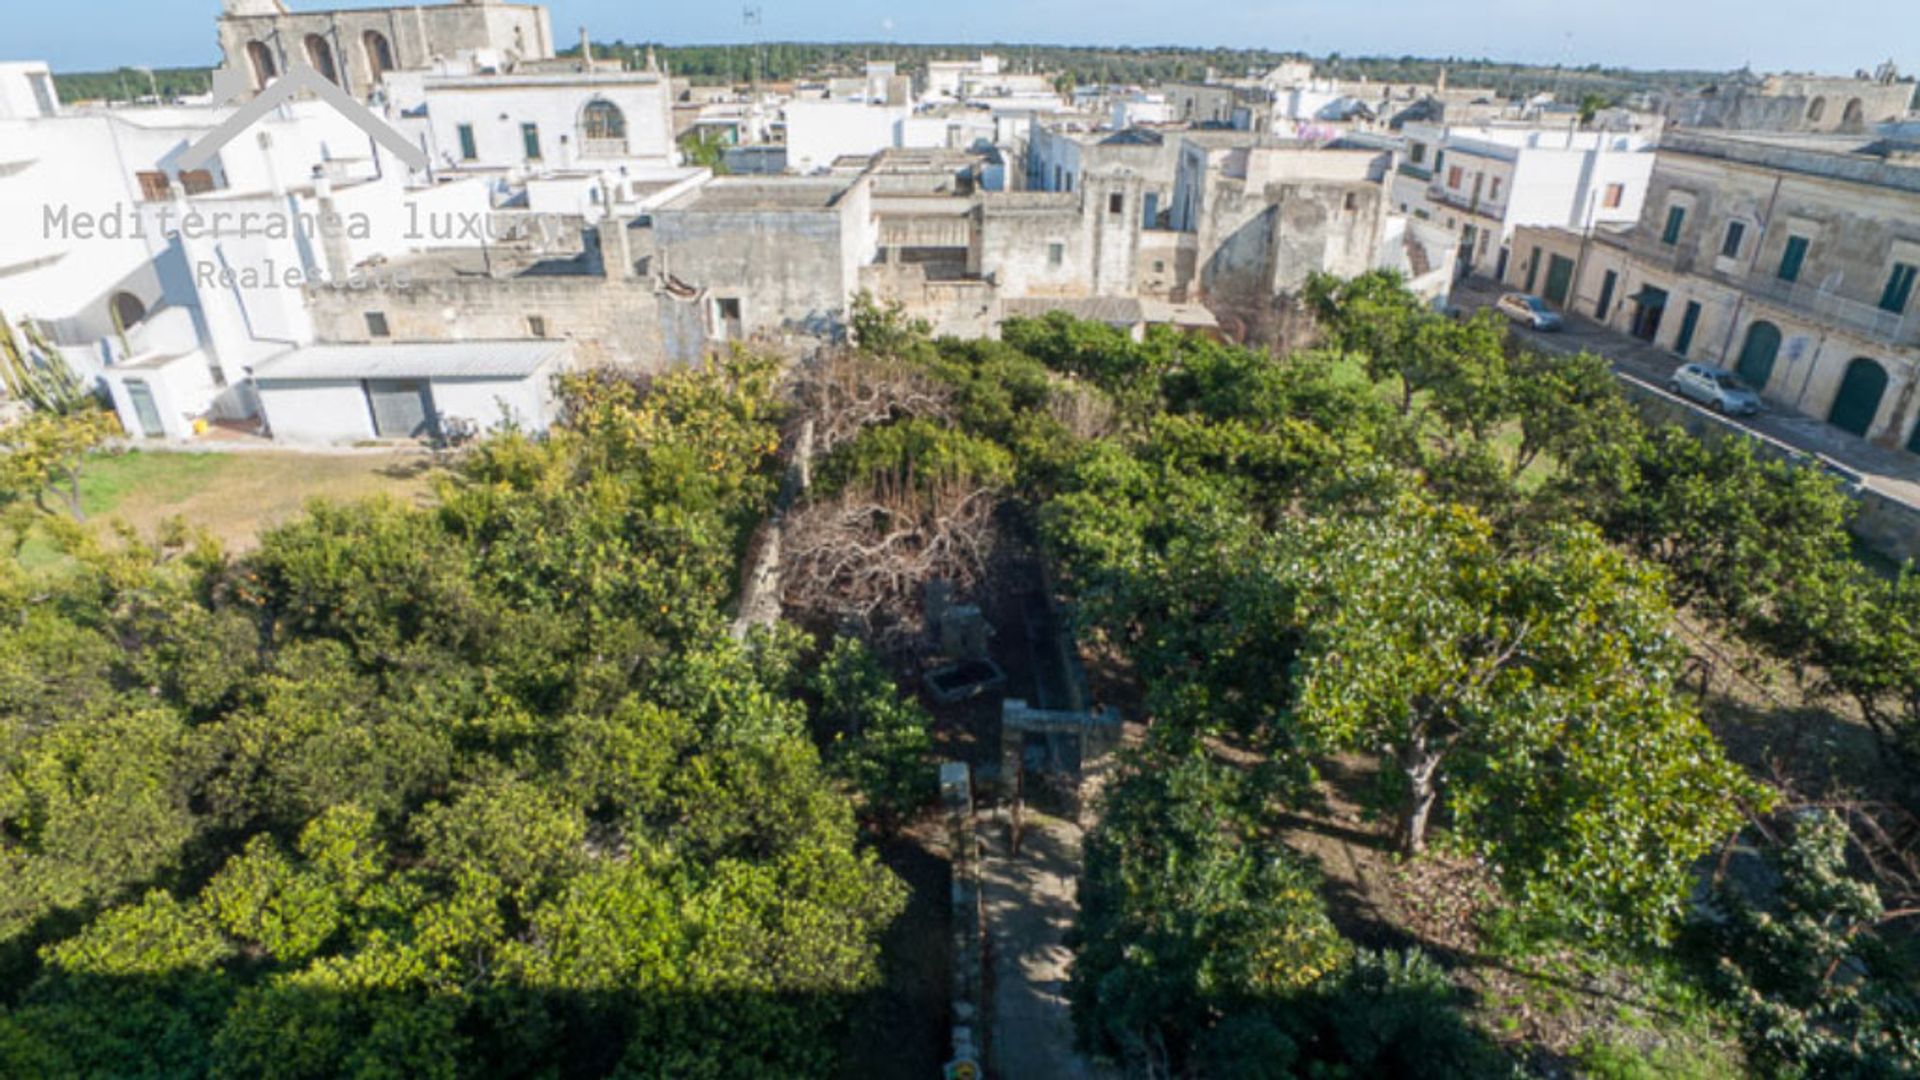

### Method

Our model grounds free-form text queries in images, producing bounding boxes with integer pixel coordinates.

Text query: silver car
[1496,292,1564,331]
[1668,363,1763,416]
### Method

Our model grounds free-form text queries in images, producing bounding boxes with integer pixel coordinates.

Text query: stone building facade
[218,0,555,100]
[1506,131,1920,452]
[1660,71,1913,135]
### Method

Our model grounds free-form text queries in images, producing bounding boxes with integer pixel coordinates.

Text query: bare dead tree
[1047,378,1119,443]
[779,473,998,654]
[789,348,952,455]
[1739,757,1920,923]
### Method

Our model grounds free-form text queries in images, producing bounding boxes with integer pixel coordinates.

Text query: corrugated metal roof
[1002,297,1146,326]
[251,341,568,382]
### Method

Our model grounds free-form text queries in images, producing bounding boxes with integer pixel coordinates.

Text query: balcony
[1744,274,1920,347]
[579,137,627,159]
[1397,161,1432,182]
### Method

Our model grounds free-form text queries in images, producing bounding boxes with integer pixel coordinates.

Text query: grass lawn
[17,449,441,568]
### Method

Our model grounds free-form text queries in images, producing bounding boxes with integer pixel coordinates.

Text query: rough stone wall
[652,204,858,344]
[1191,174,1384,346]
[306,274,667,368]
[976,195,1094,298]
[218,3,553,98]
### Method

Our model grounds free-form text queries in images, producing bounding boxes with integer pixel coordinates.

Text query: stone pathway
[979,810,1115,1080]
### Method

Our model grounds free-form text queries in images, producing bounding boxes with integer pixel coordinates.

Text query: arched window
[363,31,395,80]
[580,100,626,155]
[1842,98,1866,128]
[1828,357,1889,437]
[246,40,278,90]
[305,34,339,85]
[110,292,148,330]
[1806,97,1827,123]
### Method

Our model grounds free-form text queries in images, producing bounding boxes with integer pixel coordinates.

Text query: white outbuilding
[251,339,571,445]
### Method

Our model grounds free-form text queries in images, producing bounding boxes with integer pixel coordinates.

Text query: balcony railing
[579,137,627,159]
[1397,161,1432,182]
[1744,273,1920,347]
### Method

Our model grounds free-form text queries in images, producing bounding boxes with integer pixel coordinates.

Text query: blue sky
[13,0,1914,77]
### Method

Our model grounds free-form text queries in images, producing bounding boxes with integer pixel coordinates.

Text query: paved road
[1453,276,1920,511]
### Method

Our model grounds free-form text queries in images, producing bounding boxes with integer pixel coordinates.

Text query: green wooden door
[1674,302,1702,357]
[1828,358,1888,437]
[1543,254,1575,306]
[1735,321,1781,391]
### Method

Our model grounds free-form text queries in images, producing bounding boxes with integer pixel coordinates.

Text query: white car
[1496,292,1564,331]
[1668,363,1763,416]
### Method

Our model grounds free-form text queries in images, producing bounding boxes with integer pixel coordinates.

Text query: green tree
[0,410,119,520]
[1281,501,1761,939]
[809,636,937,832]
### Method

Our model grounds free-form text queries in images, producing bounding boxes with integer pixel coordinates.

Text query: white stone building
[1392,120,1657,278]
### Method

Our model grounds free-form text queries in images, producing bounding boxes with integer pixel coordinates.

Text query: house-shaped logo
[179,57,427,171]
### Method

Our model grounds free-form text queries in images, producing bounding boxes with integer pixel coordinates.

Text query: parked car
[1667,363,1763,416]
[1496,292,1564,331]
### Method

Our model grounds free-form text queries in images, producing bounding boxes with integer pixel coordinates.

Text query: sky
[11,0,1914,78]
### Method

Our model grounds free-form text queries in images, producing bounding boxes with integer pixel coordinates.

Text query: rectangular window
[1778,235,1810,282]
[1661,205,1685,245]
[136,171,169,201]
[457,124,478,161]
[1447,165,1463,189]
[1108,192,1124,215]
[365,312,390,338]
[1343,191,1358,212]
[522,122,541,160]
[1603,183,1624,209]
[527,315,547,338]
[1881,261,1918,314]
[1409,142,1425,165]
[1721,221,1745,258]
[1047,243,1064,267]
[1488,177,1502,201]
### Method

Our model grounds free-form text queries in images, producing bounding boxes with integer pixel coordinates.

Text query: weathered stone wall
[975,193,1094,298]
[1600,144,1920,444]
[218,2,554,99]
[306,274,667,368]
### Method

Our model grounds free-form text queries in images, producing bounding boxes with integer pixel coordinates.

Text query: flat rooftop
[1662,130,1920,194]
[252,340,568,382]
[660,179,851,212]
[373,246,599,280]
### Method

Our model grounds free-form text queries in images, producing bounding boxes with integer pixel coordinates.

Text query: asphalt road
[1453,276,1920,512]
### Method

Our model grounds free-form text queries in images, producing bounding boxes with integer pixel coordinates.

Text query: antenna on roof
[743,6,763,91]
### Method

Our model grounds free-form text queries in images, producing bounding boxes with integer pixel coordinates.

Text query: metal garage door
[365,380,436,439]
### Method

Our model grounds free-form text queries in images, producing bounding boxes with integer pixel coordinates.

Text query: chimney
[579,27,593,72]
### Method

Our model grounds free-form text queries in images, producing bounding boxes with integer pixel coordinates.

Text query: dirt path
[979,810,1114,1080]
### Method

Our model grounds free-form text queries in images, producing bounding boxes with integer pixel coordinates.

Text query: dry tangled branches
[779,474,998,652]
[790,348,952,455]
